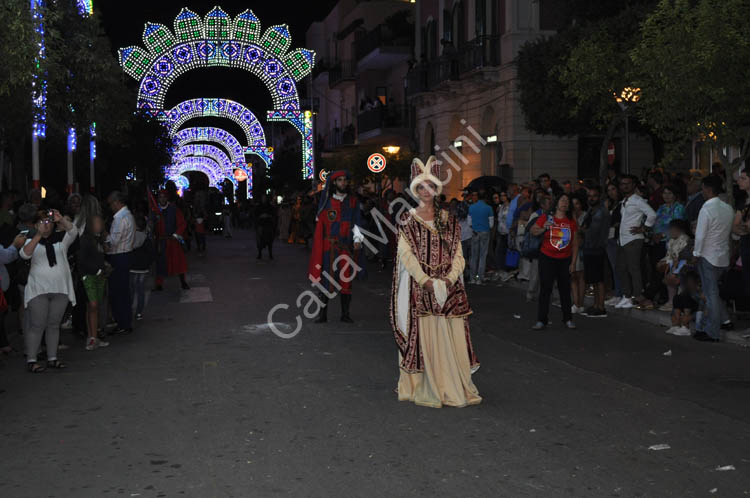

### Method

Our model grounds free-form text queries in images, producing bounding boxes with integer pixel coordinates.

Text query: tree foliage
[631,0,750,181]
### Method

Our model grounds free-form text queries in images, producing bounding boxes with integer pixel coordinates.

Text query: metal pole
[32,133,40,189]
[625,115,630,175]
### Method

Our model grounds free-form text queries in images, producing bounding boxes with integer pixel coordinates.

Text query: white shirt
[106,206,136,255]
[459,215,472,241]
[618,194,656,246]
[20,227,79,307]
[693,196,734,267]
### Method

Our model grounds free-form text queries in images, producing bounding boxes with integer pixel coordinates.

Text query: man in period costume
[308,170,365,323]
[152,190,190,291]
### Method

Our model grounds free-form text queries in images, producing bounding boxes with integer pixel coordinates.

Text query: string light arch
[173,144,236,175]
[167,156,228,188]
[172,126,246,165]
[118,6,315,180]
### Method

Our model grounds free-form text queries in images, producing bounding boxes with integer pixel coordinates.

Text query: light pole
[614,87,641,175]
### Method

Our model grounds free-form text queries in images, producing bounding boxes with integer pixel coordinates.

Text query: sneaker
[571,305,584,314]
[605,296,622,307]
[86,337,110,351]
[531,321,546,330]
[672,326,691,337]
[658,303,673,312]
[565,320,577,329]
[135,313,143,321]
[720,321,734,331]
[665,326,677,335]
[615,297,634,309]
[584,308,607,318]
[112,327,133,335]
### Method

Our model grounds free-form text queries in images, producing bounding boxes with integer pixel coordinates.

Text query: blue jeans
[696,257,729,339]
[470,231,491,280]
[107,252,132,329]
[130,272,146,315]
[495,232,508,270]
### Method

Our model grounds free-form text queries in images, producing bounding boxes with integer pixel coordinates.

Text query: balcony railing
[325,126,356,150]
[406,36,501,96]
[354,24,413,62]
[357,105,408,135]
[329,60,357,88]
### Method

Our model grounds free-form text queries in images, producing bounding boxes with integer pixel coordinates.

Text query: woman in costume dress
[390,156,481,408]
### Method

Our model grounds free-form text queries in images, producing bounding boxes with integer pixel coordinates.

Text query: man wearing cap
[308,171,365,323]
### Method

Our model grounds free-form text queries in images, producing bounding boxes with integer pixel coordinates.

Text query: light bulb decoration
[118,6,314,179]
[172,126,246,165]
[31,0,47,139]
[76,0,93,16]
[164,98,266,150]
[172,144,235,175]
[267,109,314,179]
[167,156,230,189]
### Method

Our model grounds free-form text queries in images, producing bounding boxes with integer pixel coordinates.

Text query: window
[475,0,486,38]
[452,1,465,46]
[443,9,452,44]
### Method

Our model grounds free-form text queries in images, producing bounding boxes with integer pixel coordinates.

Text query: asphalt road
[1,231,749,498]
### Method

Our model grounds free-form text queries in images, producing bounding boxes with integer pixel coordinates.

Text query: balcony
[406,36,501,97]
[328,60,357,89]
[355,24,412,72]
[357,105,409,141]
[325,125,356,150]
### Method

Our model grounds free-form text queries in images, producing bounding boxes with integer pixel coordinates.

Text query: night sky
[98,1,336,141]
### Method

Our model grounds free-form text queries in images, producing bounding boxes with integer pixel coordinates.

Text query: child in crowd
[666,269,702,337]
[194,209,207,256]
[130,216,154,321]
[78,214,110,351]
[658,219,693,312]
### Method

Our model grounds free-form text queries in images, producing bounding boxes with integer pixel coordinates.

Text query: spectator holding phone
[20,209,78,372]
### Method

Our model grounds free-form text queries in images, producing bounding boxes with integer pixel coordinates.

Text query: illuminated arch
[118,6,315,179]
[173,126,246,165]
[166,98,265,146]
[167,157,225,187]
[166,100,275,167]
[76,1,93,15]
[173,144,236,174]
[118,7,313,111]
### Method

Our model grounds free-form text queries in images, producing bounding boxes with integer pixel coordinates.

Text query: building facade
[408,0,592,198]
[306,0,415,171]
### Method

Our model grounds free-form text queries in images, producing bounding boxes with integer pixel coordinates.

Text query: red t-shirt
[535,214,578,259]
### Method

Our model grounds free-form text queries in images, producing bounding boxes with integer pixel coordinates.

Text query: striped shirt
[106,206,136,255]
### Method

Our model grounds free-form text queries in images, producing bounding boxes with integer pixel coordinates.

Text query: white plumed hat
[409,156,442,196]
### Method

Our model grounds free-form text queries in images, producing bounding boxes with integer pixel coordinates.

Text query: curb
[497,277,750,348]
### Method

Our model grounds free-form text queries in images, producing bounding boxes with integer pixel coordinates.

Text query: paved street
[1,231,749,498]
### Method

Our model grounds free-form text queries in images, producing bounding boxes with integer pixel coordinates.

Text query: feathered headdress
[409,156,442,195]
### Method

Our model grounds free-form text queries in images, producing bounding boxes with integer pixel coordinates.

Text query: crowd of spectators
[0,183,206,373]
[441,163,750,341]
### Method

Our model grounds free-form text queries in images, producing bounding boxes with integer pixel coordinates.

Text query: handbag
[521,230,542,259]
[505,249,520,269]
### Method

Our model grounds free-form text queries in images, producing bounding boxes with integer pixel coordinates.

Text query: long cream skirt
[397,315,481,408]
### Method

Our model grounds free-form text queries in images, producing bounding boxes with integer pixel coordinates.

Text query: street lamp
[614,87,641,175]
[382,145,400,155]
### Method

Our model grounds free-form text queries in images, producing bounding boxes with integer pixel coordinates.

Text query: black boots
[315,295,328,323]
[341,294,353,323]
[180,274,190,290]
